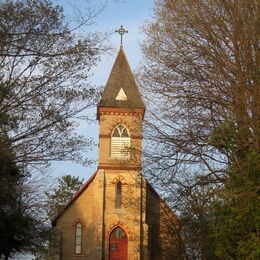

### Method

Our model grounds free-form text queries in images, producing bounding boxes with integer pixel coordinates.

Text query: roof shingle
[98,47,145,109]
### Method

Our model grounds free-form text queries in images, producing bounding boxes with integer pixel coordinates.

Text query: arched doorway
[109,226,128,260]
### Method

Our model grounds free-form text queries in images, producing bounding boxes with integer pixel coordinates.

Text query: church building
[50,28,181,260]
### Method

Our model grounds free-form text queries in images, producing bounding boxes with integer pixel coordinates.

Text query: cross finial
[115,25,128,47]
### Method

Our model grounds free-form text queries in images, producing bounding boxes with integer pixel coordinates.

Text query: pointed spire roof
[98,48,145,109]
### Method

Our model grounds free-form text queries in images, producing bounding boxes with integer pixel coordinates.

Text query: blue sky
[51,0,154,181]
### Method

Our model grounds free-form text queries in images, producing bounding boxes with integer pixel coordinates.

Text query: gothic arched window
[75,223,82,254]
[115,181,122,208]
[111,124,130,158]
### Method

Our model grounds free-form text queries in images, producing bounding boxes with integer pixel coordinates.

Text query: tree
[0,0,108,168]
[179,186,217,259]
[0,134,49,259]
[139,0,259,257]
[0,0,108,258]
[45,175,84,221]
[211,148,260,258]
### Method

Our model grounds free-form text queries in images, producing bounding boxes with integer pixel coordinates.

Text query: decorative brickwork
[111,175,127,184]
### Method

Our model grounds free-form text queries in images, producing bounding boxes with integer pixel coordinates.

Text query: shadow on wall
[146,186,184,259]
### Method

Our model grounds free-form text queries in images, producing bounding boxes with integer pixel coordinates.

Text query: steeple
[97,47,145,119]
[97,28,145,168]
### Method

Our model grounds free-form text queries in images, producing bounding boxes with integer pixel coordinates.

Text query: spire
[98,47,145,110]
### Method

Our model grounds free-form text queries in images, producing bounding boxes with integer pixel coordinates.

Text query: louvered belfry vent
[111,124,130,158]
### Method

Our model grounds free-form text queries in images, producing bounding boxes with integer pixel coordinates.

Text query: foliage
[0,0,108,258]
[211,150,260,258]
[140,0,259,257]
[45,175,84,221]
[0,135,49,259]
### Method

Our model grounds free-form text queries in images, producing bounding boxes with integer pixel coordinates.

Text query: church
[49,28,181,260]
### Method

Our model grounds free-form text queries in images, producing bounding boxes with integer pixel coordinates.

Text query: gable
[52,171,97,226]
[145,179,177,219]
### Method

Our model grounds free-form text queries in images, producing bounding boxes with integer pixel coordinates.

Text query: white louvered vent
[111,124,130,158]
[115,88,127,101]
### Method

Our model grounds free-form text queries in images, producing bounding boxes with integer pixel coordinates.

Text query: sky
[50,0,154,182]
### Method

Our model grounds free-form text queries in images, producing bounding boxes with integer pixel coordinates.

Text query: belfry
[50,27,180,260]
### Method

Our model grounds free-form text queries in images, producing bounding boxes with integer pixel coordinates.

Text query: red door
[109,227,128,260]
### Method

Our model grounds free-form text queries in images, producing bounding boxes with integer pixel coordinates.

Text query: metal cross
[115,25,128,47]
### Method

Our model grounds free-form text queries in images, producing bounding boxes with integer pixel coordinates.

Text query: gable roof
[52,171,97,226]
[52,171,177,226]
[98,47,145,109]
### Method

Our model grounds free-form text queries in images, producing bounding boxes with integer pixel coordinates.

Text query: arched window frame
[115,180,122,209]
[75,222,82,254]
[111,124,130,159]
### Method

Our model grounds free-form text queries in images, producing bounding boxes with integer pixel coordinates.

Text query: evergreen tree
[0,135,48,259]
[45,175,84,221]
